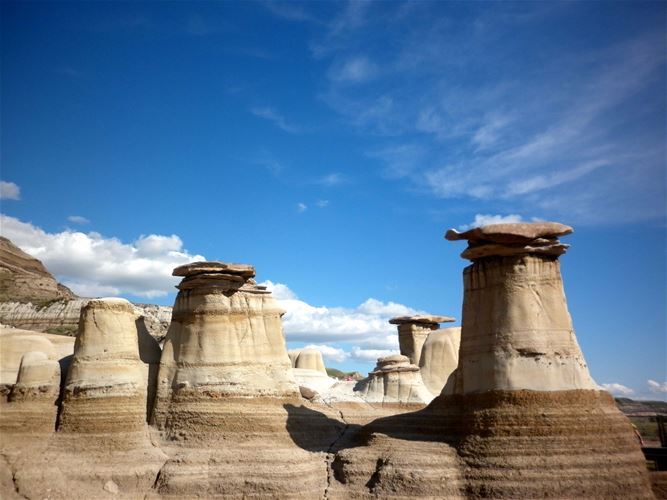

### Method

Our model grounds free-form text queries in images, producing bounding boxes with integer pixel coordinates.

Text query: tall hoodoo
[331,222,653,499]
[389,314,454,366]
[444,221,598,393]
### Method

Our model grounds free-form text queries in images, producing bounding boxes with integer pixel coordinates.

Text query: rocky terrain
[0,237,172,339]
[0,222,656,498]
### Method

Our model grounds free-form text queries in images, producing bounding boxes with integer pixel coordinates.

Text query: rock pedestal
[58,298,149,436]
[389,314,454,366]
[149,262,336,498]
[331,222,653,499]
[354,354,434,404]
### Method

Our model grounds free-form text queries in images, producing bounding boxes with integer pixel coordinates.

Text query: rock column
[389,314,454,366]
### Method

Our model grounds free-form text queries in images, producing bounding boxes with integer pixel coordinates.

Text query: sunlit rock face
[444,222,598,394]
[58,298,150,435]
[419,326,461,395]
[152,262,299,432]
[332,222,653,499]
[148,262,335,498]
[289,347,327,374]
[354,354,434,405]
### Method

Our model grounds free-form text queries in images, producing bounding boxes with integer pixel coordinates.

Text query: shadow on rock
[283,403,363,453]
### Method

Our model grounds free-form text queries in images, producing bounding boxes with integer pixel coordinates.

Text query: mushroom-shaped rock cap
[172,261,256,278]
[389,314,455,326]
[445,221,573,244]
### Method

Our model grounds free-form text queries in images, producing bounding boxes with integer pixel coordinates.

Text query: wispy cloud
[297,202,308,213]
[314,2,665,224]
[67,215,90,225]
[648,379,667,394]
[316,172,346,186]
[0,181,20,200]
[601,382,635,397]
[316,199,329,208]
[250,106,302,134]
[328,56,378,83]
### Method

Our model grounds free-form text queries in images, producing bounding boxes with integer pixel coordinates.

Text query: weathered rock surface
[331,222,653,498]
[419,326,461,395]
[0,236,75,303]
[354,355,434,405]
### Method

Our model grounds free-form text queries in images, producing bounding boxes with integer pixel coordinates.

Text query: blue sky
[1,1,665,399]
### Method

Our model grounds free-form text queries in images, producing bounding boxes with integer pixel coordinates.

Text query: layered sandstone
[354,354,434,405]
[419,326,461,395]
[149,262,337,498]
[329,222,653,498]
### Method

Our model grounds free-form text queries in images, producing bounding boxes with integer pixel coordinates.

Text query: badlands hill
[0,237,171,339]
[0,236,75,303]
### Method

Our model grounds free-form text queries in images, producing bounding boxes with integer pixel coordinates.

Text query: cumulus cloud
[67,215,90,225]
[350,347,397,363]
[600,382,635,397]
[262,280,418,355]
[0,214,205,298]
[648,379,667,394]
[0,181,20,200]
[459,213,523,230]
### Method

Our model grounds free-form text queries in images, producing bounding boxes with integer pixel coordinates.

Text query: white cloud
[297,202,308,213]
[0,214,205,298]
[0,181,20,200]
[316,199,329,208]
[350,347,398,363]
[250,106,301,134]
[261,280,420,351]
[303,344,349,363]
[328,56,378,83]
[601,382,635,397]
[459,214,523,230]
[67,215,90,225]
[648,379,667,394]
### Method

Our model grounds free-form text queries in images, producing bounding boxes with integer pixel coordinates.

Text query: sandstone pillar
[389,314,454,365]
[444,222,598,393]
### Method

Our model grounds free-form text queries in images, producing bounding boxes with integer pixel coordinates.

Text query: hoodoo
[330,222,654,499]
[149,262,339,497]
[354,354,434,404]
[390,314,454,366]
[419,326,461,395]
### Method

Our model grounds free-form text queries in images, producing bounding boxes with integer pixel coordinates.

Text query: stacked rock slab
[149,262,340,498]
[390,314,454,366]
[354,354,434,405]
[329,222,653,499]
[419,326,461,395]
